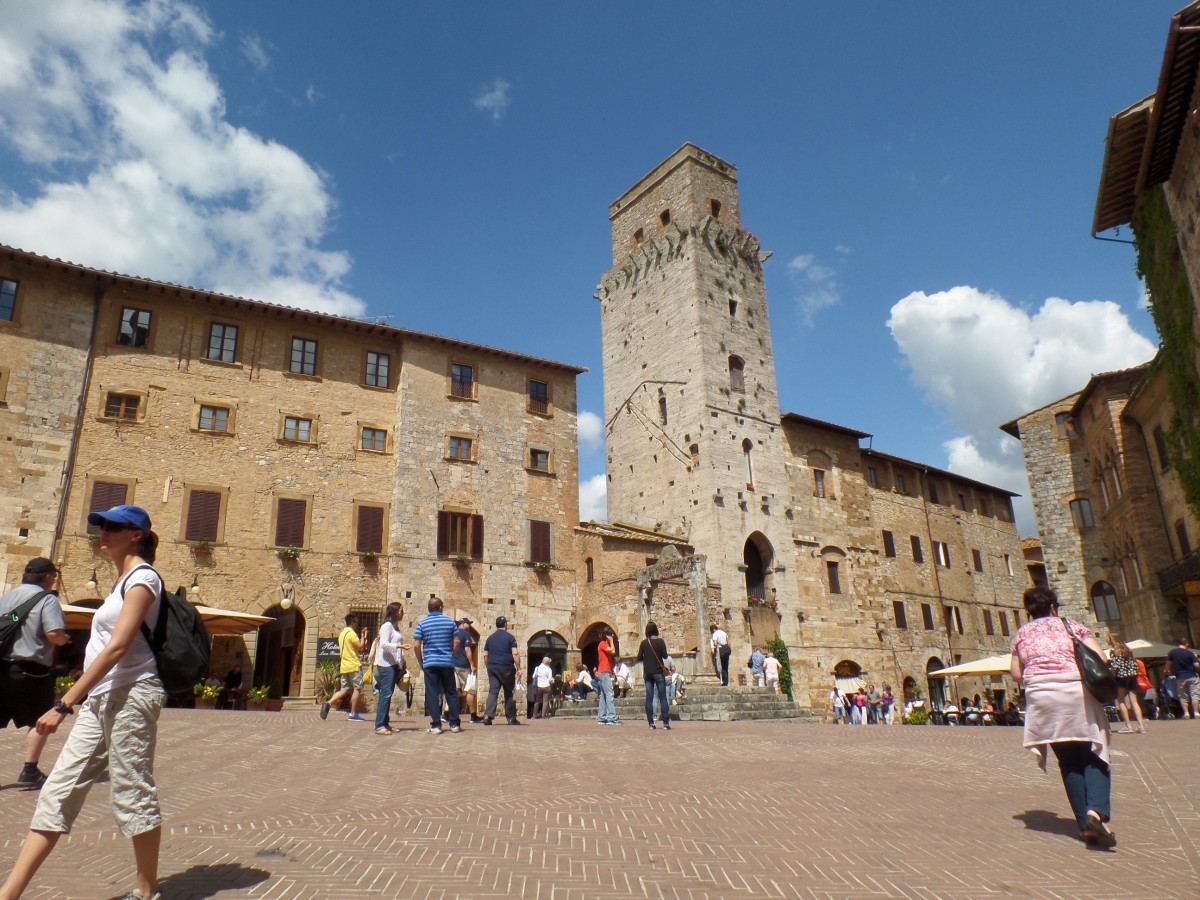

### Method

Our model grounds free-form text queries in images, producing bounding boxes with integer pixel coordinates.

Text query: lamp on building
[189,575,200,596]
[280,586,294,611]
[85,569,98,591]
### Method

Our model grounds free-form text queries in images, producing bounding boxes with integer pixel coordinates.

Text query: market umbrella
[928,654,1013,677]
[60,604,100,631]
[1124,638,1175,660]
[58,603,271,636]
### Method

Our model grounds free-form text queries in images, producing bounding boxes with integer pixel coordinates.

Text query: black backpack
[123,565,210,694]
[0,590,53,660]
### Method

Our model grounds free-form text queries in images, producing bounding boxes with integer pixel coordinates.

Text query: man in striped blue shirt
[413,597,462,734]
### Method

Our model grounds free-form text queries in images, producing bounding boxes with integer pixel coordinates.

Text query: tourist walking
[853,688,868,724]
[0,558,67,791]
[482,616,521,726]
[881,684,895,725]
[1106,635,1145,734]
[1166,638,1200,719]
[373,603,407,735]
[0,505,167,900]
[531,656,554,719]
[830,686,846,724]
[1011,586,1115,848]
[866,683,882,724]
[749,646,766,687]
[413,597,462,734]
[637,621,671,730]
[322,613,368,721]
[709,624,730,686]
[763,651,781,694]
[452,618,481,724]
[595,626,620,725]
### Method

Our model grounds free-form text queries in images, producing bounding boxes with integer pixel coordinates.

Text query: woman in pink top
[1011,587,1114,848]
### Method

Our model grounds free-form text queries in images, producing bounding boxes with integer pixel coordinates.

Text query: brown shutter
[470,514,484,560]
[185,490,221,542]
[275,498,306,547]
[530,520,551,564]
[437,510,450,557]
[89,481,128,514]
[357,506,384,554]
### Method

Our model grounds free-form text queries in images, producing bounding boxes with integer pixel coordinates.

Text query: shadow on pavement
[108,864,271,899]
[1012,809,1080,838]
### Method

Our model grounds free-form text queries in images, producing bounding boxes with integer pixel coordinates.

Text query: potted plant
[359,549,378,560]
[191,539,213,556]
[451,553,470,567]
[193,682,222,709]
[277,545,300,560]
[315,659,338,704]
[264,680,285,712]
[247,684,271,710]
[54,676,76,700]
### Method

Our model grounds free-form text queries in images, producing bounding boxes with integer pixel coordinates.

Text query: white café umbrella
[1124,638,1175,660]
[59,602,271,637]
[928,654,1013,677]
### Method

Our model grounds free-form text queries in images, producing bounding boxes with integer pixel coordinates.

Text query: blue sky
[0,2,1176,534]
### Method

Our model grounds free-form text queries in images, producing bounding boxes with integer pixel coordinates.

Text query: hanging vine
[1133,184,1200,522]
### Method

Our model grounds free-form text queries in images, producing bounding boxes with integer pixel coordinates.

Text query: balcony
[1159,551,1200,594]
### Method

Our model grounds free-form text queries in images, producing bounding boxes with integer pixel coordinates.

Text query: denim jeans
[1050,741,1111,831]
[596,672,617,723]
[423,665,460,729]
[485,668,517,722]
[645,673,670,726]
[374,664,397,730]
[666,677,677,706]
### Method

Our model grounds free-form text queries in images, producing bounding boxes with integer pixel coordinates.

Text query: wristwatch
[53,700,74,716]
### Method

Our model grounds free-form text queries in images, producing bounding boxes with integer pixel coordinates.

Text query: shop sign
[317,638,341,660]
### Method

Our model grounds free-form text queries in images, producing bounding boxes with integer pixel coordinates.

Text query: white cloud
[888,286,1157,534]
[240,33,270,73]
[0,0,363,316]
[578,410,603,453]
[473,77,511,122]
[579,473,608,523]
[787,252,840,325]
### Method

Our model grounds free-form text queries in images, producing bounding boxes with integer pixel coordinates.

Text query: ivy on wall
[1133,184,1200,523]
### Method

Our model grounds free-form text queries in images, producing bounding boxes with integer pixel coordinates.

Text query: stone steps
[551,685,820,722]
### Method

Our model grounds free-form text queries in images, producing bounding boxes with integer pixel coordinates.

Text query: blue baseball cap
[87,504,152,533]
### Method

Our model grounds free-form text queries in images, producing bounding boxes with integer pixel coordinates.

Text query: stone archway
[926,657,947,707]
[743,532,774,603]
[578,621,619,672]
[244,586,319,701]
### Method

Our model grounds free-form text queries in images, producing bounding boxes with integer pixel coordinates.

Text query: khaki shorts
[340,669,364,691]
[455,667,471,691]
[32,679,165,837]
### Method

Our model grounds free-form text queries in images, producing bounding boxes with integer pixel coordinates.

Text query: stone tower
[597,144,799,650]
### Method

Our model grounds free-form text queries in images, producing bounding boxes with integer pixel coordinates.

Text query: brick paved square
[1,711,1198,898]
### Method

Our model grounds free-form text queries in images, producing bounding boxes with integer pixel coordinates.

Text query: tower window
[658,396,668,426]
[742,438,754,490]
[729,297,738,316]
[728,356,745,392]
[660,209,671,227]
[690,444,700,467]
[710,199,722,218]
[633,228,644,247]
[826,561,842,595]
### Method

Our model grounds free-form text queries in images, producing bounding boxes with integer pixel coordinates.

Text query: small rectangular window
[356,505,385,554]
[198,405,230,433]
[943,606,963,635]
[934,541,951,568]
[971,549,983,573]
[529,448,550,472]
[118,307,152,347]
[896,474,907,494]
[104,393,140,420]
[910,535,924,563]
[813,469,826,499]
[892,600,908,630]
[1069,498,1095,529]
[448,436,473,460]
[529,519,552,564]
[437,510,484,559]
[928,481,939,504]
[275,497,307,548]
[365,351,390,388]
[0,277,17,321]
[921,603,935,631]
[826,560,842,595]
[290,338,317,375]
[882,530,896,558]
[206,323,238,362]
[1055,412,1076,439]
[451,363,474,399]
[866,466,877,486]
[89,480,129,515]
[185,489,222,543]
[528,379,549,414]
[360,426,387,452]
[958,492,968,511]
[1004,554,1013,577]
[1000,611,1010,636]
[983,609,994,636]
[283,416,313,442]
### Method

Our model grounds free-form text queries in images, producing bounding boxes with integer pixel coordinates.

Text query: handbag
[1060,618,1119,705]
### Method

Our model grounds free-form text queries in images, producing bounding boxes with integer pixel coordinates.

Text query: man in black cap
[0,558,68,789]
[452,617,481,724]
[482,616,522,725]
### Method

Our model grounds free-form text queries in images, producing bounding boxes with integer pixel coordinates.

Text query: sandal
[1082,812,1116,849]
[375,727,392,735]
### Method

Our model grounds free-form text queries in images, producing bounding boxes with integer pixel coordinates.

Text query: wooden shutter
[437,510,450,556]
[89,481,128,514]
[357,506,385,553]
[469,514,484,560]
[530,520,551,564]
[185,490,221,542]
[275,498,306,548]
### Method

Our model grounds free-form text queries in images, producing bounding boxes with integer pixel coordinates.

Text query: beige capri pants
[31,679,166,837]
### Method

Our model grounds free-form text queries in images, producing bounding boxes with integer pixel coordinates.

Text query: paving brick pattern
[2,710,1199,898]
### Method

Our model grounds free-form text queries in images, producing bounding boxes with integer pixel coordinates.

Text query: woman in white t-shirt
[0,505,166,900]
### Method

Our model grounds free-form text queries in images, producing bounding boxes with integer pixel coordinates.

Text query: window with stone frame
[528,378,549,414]
[450,362,474,399]
[274,497,307,548]
[921,603,935,631]
[184,489,222,543]
[437,510,483,559]
[529,448,550,473]
[826,560,842,595]
[728,355,745,392]
[943,605,964,635]
[197,404,231,433]
[934,541,951,568]
[882,530,896,558]
[813,469,826,499]
[117,307,152,347]
[1054,412,1077,439]
[206,323,238,363]
[529,519,552,565]
[999,611,1011,636]
[0,277,17,321]
[364,351,391,389]
[290,337,318,376]
[282,416,314,442]
[910,535,924,563]
[103,392,141,421]
[1069,498,1095,529]
[892,600,908,630]
[983,609,994,636]
[971,549,983,573]
[360,426,387,452]
[448,435,473,460]
[1091,581,1120,622]
[585,557,594,582]
[356,505,385,554]
[89,480,128,515]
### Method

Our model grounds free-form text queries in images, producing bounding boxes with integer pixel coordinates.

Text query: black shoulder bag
[1060,618,1119,705]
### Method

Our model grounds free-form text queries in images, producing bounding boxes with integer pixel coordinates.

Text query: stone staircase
[551,682,820,723]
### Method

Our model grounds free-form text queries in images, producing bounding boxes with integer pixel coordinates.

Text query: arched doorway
[578,622,619,672]
[902,676,919,702]
[528,630,569,679]
[254,604,306,697]
[926,657,947,707]
[744,532,774,602]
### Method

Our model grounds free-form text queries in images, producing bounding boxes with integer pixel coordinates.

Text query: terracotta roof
[1068,361,1154,418]
[575,521,691,547]
[781,412,871,440]
[860,448,1020,498]
[0,244,588,375]
[1093,2,1200,235]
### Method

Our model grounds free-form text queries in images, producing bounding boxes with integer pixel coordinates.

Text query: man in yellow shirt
[321,613,368,721]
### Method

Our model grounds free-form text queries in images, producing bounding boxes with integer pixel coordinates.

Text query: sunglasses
[98,522,133,532]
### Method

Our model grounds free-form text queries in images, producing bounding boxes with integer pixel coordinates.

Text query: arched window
[728,356,745,392]
[689,443,700,467]
[659,209,671,227]
[658,396,668,426]
[710,198,722,219]
[742,439,754,490]
[1091,581,1120,622]
[585,557,594,583]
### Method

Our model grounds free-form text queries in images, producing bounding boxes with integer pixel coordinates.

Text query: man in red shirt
[595,626,621,725]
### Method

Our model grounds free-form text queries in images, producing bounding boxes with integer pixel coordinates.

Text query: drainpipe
[51,278,107,563]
